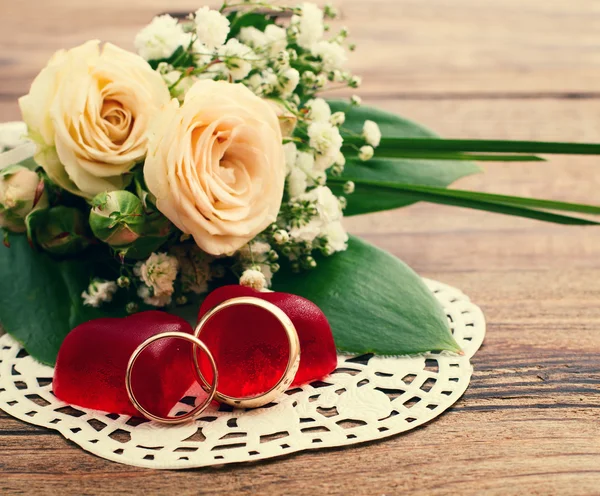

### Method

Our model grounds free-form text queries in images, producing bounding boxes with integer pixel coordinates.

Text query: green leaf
[0,235,126,365]
[343,136,600,156]
[374,152,545,162]
[328,100,481,215]
[330,177,600,225]
[227,12,275,38]
[272,235,461,355]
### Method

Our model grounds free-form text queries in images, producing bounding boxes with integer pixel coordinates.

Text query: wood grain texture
[1,0,600,494]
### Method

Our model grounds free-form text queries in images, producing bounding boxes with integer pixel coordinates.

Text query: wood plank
[2,0,600,101]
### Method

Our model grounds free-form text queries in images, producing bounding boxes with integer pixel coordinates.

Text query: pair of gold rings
[125,297,300,424]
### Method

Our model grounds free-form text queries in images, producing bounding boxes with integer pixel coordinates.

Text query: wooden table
[1,1,599,494]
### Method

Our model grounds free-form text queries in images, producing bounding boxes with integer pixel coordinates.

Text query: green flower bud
[117,276,130,288]
[89,191,144,247]
[30,206,90,256]
[117,208,174,260]
[0,166,48,233]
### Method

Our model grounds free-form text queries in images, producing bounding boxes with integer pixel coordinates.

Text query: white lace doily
[0,279,485,469]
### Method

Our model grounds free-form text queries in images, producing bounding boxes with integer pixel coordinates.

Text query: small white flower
[287,167,308,198]
[239,26,268,48]
[335,151,346,167]
[273,229,290,244]
[295,151,316,174]
[279,67,300,97]
[308,121,343,159]
[240,268,267,290]
[363,120,382,147]
[194,7,230,49]
[312,40,347,71]
[343,180,355,194]
[283,142,298,174]
[136,252,179,299]
[216,39,255,80]
[359,145,374,161]
[294,2,325,48]
[305,98,331,122]
[300,186,343,223]
[351,95,362,106]
[330,111,345,126]
[82,280,118,308]
[264,24,288,55]
[321,221,348,252]
[290,219,322,243]
[134,15,190,61]
[314,153,336,172]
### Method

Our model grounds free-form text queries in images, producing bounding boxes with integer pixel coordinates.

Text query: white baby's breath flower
[289,218,322,243]
[134,15,189,61]
[335,151,346,167]
[279,67,300,97]
[312,40,347,71]
[273,229,290,244]
[135,252,179,299]
[363,120,382,147]
[330,111,345,126]
[81,280,118,308]
[239,26,268,49]
[294,2,325,48]
[314,153,336,172]
[240,268,267,290]
[351,95,362,106]
[359,145,374,161]
[305,98,331,122]
[295,150,316,174]
[321,220,348,252]
[308,121,343,159]
[283,142,298,173]
[194,7,230,49]
[216,39,255,80]
[287,167,308,198]
[264,24,288,55]
[301,186,343,223]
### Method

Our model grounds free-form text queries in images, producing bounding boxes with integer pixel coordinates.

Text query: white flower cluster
[129,3,381,289]
[82,280,118,308]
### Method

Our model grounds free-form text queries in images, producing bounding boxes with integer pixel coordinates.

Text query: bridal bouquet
[2,2,600,366]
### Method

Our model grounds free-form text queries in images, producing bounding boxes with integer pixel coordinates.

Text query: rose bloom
[145,80,285,256]
[19,40,170,198]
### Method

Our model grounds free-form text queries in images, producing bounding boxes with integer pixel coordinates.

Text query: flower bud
[31,206,90,256]
[89,191,144,247]
[118,208,174,260]
[0,166,48,233]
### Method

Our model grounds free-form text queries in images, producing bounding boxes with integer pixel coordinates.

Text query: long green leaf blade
[370,151,545,162]
[343,136,600,156]
[330,177,600,225]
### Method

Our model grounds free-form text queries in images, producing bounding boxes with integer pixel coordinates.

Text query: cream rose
[19,40,170,199]
[144,80,285,256]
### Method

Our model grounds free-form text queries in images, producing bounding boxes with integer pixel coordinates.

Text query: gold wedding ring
[193,296,300,409]
[125,331,218,424]
[125,296,300,423]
